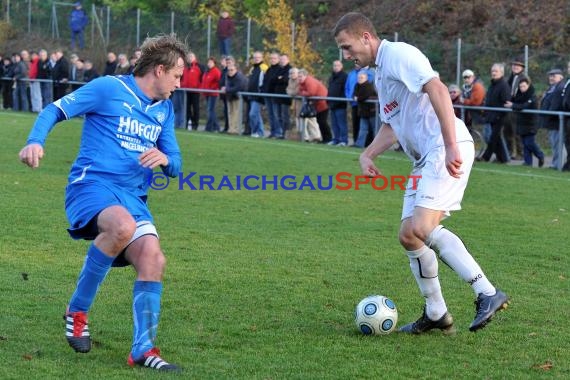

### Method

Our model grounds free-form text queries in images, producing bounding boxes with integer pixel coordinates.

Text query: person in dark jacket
[223,63,248,134]
[82,60,99,83]
[217,10,235,56]
[2,56,14,109]
[353,70,377,148]
[327,60,348,146]
[261,53,283,138]
[479,63,510,163]
[505,76,544,167]
[539,68,565,169]
[37,49,53,108]
[51,49,70,101]
[274,54,292,137]
[247,51,268,138]
[69,2,88,50]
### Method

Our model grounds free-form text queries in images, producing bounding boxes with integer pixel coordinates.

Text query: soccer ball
[355,295,398,335]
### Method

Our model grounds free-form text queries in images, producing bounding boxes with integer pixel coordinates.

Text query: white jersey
[374,40,472,163]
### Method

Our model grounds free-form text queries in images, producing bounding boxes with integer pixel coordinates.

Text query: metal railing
[2,76,568,170]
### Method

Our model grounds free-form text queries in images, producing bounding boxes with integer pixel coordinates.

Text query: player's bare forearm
[423,78,457,149]
[359,123,396,177]
[361,123,397,160]
[424,78,463,177]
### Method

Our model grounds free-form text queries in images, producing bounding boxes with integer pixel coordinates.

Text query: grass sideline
[1,110,569,379]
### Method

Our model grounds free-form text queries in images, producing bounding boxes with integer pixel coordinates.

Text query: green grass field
[1,111,569,379]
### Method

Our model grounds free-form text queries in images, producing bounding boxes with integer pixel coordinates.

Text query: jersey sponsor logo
[383,100,399,114]
[117,116,162,143]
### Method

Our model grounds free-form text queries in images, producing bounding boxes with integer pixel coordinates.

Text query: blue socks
[68,244,114,313]
[131,281,162,360]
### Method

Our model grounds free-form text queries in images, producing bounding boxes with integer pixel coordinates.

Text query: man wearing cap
[461,69,486,129]
[539,68,565,169]
[505,58,526,159]
[69,2,88,50]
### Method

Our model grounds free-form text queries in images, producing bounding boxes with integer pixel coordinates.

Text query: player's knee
[108,217,136,245]
[398,228,416,248]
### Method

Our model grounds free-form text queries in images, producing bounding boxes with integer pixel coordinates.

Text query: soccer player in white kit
[333,12,509,333]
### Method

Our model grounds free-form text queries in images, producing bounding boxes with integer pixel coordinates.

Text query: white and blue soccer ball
[355,295,398,335]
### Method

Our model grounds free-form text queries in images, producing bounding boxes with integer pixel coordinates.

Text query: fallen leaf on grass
[532,361,553,371]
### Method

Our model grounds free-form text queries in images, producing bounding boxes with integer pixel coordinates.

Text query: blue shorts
[65,180,153,239]
[65,181,155,267]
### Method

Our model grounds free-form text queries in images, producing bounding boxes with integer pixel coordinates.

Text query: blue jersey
[27,75,182,197]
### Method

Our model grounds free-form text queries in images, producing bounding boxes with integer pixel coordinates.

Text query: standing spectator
[288,67,321,142]
[247,51,268,138]
[201,56,222,132]
[562,61,570,171]
[2,56,14,109]
[52,49,70,101]
[505,58,526,159]
[69,2,88,50]
[448,84,463,120]
[72,59,85,91]
[37,49,52,108]
[103,52,118,76]
[539,68,565,170]
[261,53,282,138]
[223,63,248,134]
[505,76,544,167]
[114,53,132,75]
[68,54,82,91]
[12,53,29,112]
[82,60,99,82]
[461,69,486,129]
[274,54,292,137]
[217,10,235,57]
[298,68,332,143]
[479,63,510,163]
[219,55,234,133]
[327,60,349,146]
[181,52,204,130]
[345,64,374,146]
[353,70,377,148]
[28,51,42,112]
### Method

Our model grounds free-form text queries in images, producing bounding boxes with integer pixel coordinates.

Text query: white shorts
[401,141,474,220]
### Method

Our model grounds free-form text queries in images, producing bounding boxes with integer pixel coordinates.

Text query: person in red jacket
[180,52,205,130]
[28,51,43,112]
[217,10,235,56]
[297,69,332,143]
[201,57,222,132]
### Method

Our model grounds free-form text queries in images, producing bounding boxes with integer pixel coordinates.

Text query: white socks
[406,246,447,320]
[427,225,496,297]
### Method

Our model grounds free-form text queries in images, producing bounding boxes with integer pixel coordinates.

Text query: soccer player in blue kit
[19,35,187,371]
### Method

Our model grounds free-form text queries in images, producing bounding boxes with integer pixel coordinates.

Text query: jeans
[205,96,220,132]
[218,37,231,56]
[278,103,291,134]
[40,81,53,109]
[248,100,265,136]
[521,134,544,165]
[171,90,185,128]
[13,82,29,112]
[71,30,85,50]
[355,116,375,148]
[548,130,562,169]
[330,107,348,144]
[265,98,282,137]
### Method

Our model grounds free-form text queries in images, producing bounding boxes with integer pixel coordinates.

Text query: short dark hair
[332,12,379,39]
[132,34,188,77]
